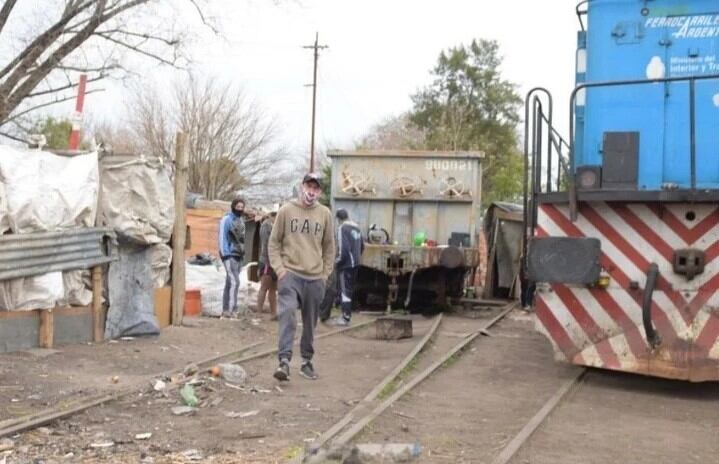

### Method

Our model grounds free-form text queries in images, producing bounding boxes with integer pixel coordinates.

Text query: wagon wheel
[341,171,370,196]
[439,177,468,198]
[391,176,420,197]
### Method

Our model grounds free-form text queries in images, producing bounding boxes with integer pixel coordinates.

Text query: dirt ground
[356,310,579,463]
[513,369,719,464]
[2,308,719,464]
[0,312,437,463]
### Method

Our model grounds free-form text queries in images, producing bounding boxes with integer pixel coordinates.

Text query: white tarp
[0,147,98,233]
[61,271,93,307]
[101,156,175,246]
[0,273,65,311]
[0,180,9,235]
[150,243,172,288]
[186,263,225,317]
[0,147,99,311]
[186,262,259,317]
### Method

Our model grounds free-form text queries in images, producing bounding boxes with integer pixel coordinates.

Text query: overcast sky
[90,0,580,162]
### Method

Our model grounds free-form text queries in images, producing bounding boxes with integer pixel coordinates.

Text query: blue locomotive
[525,0,719,381]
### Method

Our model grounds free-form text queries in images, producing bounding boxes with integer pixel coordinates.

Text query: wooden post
[91,266,104,342]
[39,309,54,348]
[171,132,189,326]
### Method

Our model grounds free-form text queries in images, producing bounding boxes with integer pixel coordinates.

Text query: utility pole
[303,32,328,172]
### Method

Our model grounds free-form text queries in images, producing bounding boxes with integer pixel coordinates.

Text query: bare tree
[125,75,290,201]
[0,0,214,139]
[355,112,427,150]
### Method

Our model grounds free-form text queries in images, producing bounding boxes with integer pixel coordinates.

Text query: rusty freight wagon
[327,150,483,312]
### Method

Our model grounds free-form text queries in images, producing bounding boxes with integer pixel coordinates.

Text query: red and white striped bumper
[535,202,719,382]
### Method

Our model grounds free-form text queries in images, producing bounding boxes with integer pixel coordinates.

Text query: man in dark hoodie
[219,197,246,318]
[327,208,364,326]
[269,173,335,381]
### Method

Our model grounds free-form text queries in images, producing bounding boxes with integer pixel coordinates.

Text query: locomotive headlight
[595,275,611,289]
[576,166,601,189]
[579,169,597,189]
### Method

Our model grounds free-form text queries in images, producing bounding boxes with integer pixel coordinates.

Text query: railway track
[303,301,518,462]
[301,302,591,464]
[0,319,376,439]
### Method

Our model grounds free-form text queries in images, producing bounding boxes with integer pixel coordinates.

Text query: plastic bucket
[185,288,202,317]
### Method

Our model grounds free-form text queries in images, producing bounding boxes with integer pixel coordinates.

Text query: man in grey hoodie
[269,173,335,381]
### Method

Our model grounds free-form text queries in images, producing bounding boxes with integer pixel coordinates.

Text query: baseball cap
[302,172,322,188]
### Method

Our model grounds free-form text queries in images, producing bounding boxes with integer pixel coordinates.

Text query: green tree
[409,39,523,206]
[33,116,72,150]
[319,163,332,207]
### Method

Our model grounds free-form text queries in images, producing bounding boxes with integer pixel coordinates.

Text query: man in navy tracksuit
[219,198,246,318]
[328,208,364,326]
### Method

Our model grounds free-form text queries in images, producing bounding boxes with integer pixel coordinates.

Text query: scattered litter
[250,318,261,326]
[355,442,421,461]
[224,410,260,419]
[27,394,41,400]
[224,382,244,391]
[275,385,284,393]
[304,438,316,443]
[181,449,203,461]
[185,378,204,387]
[63,452,74,458]
[393,411,417,420]
[238,432,267,440]
[120,336,136,341]
[180,384,199,407]
[109,340,119,344]
[111,376,120,384]
[219,363,247,384]
[134,433,152,440]
[240,410,260,418]
[210,366,221,377]
[153,380,166,391]
[251,386,271,394]
[183,364,199,377]
[172,406,196,416]
[36,427,53,435]
[90,441,114,448]
[0,438,14,452]
[9,398,19,403]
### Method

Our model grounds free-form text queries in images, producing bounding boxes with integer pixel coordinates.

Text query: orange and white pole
[68,74,87,150]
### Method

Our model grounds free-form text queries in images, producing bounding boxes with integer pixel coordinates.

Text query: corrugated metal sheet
[0,228,115,281]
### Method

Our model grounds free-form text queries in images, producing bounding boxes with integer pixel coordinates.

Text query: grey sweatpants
[223,257,243,314]
[277,272,325,363]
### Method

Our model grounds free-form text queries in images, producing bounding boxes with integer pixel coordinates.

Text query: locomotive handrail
[523,88,553,280]
[567,73,719,220]
[575,0,590,32]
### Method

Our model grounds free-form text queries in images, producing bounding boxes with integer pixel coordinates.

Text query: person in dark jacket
[219,197,246,318]
[327,208,364,326]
